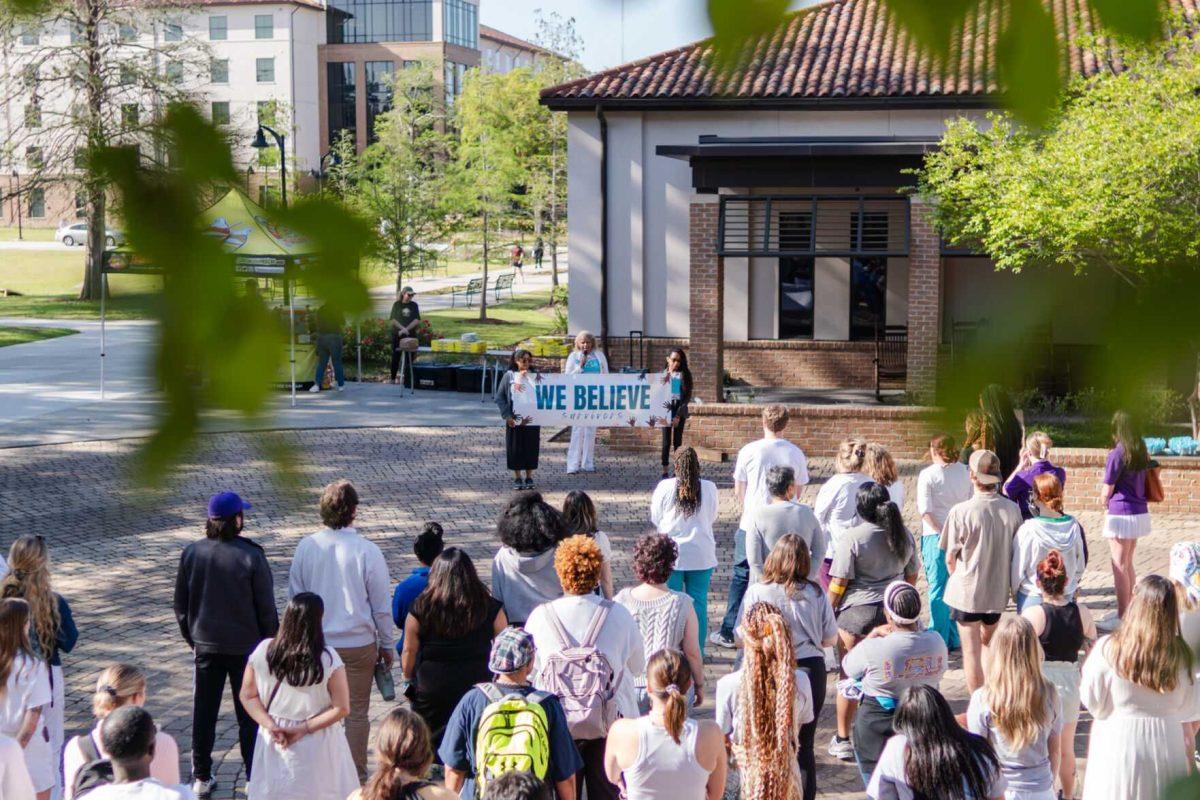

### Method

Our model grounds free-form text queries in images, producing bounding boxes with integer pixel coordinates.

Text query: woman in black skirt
[495,348,540,490]
[661,348,693,478]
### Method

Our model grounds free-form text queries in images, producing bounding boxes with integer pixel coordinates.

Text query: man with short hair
[440,628,581,800]
[83,706,193,799]
[940,449,1023,692]
[288,479,394,782]
[173,491,277,798]
[745,464,825,584]
[710,405,809,649]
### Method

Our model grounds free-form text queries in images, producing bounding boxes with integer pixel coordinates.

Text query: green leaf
[1089,0,1164,43]
[997,0,1062,127]
[706,0,790,71]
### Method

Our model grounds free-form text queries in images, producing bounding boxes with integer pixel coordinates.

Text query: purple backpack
[535,600,619,739]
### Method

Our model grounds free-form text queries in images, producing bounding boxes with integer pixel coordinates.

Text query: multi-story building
[479,24,548,74]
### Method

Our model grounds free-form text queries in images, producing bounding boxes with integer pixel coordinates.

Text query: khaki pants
[336,643,379,783]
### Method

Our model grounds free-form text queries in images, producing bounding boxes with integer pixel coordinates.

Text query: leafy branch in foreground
[94,103,371,482]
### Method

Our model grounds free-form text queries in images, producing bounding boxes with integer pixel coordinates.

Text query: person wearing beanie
[439,628,582,800]
[392,523,446,655]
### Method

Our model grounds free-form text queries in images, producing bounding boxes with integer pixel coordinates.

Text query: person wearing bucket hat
[389,287,420,386]
[173,492,278,798]
[440,628,582,800]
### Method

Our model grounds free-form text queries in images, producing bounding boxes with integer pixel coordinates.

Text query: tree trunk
[479,209,489,321]
[78,0,106,302]
[550,147,559,288]
[79,190,107,301]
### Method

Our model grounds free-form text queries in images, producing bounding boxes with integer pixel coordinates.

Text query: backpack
[473,683,552,799]
[72,733,114,797]
[534,600,618,740]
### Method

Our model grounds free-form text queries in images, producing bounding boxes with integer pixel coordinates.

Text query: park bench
[451,277,483,308]
[493,272,516,303]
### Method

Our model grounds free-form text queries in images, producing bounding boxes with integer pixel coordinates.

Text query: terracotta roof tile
[542,0,1200,107]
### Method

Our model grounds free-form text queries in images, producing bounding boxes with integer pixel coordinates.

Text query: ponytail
[856,482,909,559]
[1032,472,1065,515]
[646,649,693,744]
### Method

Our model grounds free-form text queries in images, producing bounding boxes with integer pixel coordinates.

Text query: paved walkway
[367,262,565,314]
[1,429,1196,799]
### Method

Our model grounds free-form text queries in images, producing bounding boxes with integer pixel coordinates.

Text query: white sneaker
[192,778,216,798]
[308,384,321,393]
[336,384,344,392]
[828,734,855,761]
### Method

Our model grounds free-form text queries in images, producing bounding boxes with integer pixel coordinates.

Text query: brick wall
[725,340,877,389]
[1055,449,1200,516]
[604,402,937,460]
[906,198,940,401]
[689,202,724,402]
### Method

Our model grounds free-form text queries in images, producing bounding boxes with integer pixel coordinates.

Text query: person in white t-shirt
[0,732,36,800]
[0,598,52,800]
[813,438,871,586]
[81,706,194,800]
[710,405,808,650]
[915,434,972,650]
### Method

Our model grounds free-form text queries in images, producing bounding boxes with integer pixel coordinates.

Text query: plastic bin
[455,364,497,393]
[412,363,458,391]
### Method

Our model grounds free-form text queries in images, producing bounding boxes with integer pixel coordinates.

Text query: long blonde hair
[863,442,898,487]
[983,617,1054,751]
[0,536,60,661]
[92,664,147,719]
[1109,575,1194,693]
[734,602,802,800]
[835,437,867,474]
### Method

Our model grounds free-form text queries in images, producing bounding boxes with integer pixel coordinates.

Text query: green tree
[345,61,452,292]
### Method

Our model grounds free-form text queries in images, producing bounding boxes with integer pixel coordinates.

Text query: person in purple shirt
[1101,411,1152,619]
[392,523,444,654]
[1003,431,1067,521]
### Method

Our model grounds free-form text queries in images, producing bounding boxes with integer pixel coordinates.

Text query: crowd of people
[0,396,1197,800]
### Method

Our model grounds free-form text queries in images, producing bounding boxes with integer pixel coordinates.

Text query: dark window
[326,61,356,146]
[256,57,274,82]
[211,101,230,125]
[119,24,136,42]
[443,0,477,48]
[779,257,815,340]
[257,100,277,125]
[120,64,136,86]
[849,257,887,341]
[209,16,227,40]
[164,22,182,42]
[444,61,467,106]
[779,211,812,252]
[29,188,45,218]
[365,60,394,142]
[326,0,431,44]
[851,211,890,252]
[255,14,273,39]
[121,103,139,126]
[166,61,183,84]
[25,147,42,170]
[24,103,41,128]
[210,59,228,83]
[20,26,38,45]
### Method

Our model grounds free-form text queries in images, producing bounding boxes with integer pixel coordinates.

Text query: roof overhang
[657,134,941,160]
[539,93,997,112]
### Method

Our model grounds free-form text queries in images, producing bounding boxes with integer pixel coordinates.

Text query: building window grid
[29,188,45,218]
[256,57,275,83]
[444,61,467,106]
[118,24,136,42]
[326,0,432,44]
[255,14,273,39]
[443,0,478,48]
[209,16,227,40]
[365,60,395,143]
[164,22,182,42]
[326,61,356,146]
[210,58,229,84]
[211,101,230,125]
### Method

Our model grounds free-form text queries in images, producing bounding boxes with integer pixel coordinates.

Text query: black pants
[575,738,620,800]
[853,695,896,788]
[661,418,686,467]
[191,651,257,781]
[796,656,828,800]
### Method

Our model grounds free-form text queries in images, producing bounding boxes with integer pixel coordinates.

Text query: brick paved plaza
[1,426,1196,799]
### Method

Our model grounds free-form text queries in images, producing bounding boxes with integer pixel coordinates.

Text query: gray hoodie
[1011,514,1086,600]
[491,546,563,625]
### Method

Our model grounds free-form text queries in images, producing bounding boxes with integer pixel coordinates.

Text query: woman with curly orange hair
[525,535,645,800]
[715,602,813,800]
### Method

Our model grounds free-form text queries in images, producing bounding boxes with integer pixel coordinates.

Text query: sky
[479,0,817,72]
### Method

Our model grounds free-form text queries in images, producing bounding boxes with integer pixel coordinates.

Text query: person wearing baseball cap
[439,628,583,800]
[173,492,278,798]
[939,449,1023,693]
[389,287,420,386]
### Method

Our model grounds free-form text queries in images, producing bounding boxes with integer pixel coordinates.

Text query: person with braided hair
[604,649,726,799]
[715,602,813,800]
[650,447,718,654]
[352,707,457,800]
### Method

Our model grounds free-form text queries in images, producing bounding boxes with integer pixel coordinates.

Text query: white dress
[244,641,359,800]
[1080,636,1200,800]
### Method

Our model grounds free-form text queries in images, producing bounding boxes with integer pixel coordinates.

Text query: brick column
[689,201,724,402]
[906,197,941,402]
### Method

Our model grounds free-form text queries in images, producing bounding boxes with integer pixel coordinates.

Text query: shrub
[339,317,439,365]
[551,285,568,334]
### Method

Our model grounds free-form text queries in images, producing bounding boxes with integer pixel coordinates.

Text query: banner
[511,371,678,427]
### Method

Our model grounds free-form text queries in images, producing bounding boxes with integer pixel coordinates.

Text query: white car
[55,222,125,247]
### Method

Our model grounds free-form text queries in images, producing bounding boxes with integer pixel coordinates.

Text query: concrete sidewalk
[366,262,566,314]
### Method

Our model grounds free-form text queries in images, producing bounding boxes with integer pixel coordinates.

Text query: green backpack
[473,683,552,798]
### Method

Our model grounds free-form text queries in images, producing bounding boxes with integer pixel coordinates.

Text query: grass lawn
[421,289,561,347]
[0,228,57,242]
[0,325,78,347]
[0,293,160,320]
[0,250,161,296]
[358,258,489,290]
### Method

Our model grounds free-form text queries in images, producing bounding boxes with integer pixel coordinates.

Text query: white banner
[511,371,679,427]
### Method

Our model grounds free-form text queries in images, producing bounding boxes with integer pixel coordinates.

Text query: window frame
[256,57,275,83]
[164,21,183,42]
[210,58,229,84]
[211,101,230,126]
[254,14,273,39]
[28,188,46,218]
[209,15,228,41]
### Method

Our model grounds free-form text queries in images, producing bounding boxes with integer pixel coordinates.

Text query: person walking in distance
[710,404,809,650]
[940,450,1023,693]
[564,332,608,475]
[915,434,972,649]
[533,238,545,271]
[173,492,278,798]
[287,480,394,783]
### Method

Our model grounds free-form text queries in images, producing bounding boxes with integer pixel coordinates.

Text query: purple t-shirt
[1004,461,1068,520]
[1104,444,1148,516]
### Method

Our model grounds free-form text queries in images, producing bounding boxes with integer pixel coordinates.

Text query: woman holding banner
[565,331,609,474]
[495,349,540,491]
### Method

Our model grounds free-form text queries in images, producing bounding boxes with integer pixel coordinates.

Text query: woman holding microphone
[565,331,608,475]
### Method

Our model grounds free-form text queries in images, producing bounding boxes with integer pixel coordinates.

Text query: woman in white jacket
[813,437,869,588]
[1011,473,1086,612]
[565,331,608,474]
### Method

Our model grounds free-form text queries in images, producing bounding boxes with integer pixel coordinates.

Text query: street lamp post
[10,171,23,241]
[250,124,287,208]
[244,165,254,195]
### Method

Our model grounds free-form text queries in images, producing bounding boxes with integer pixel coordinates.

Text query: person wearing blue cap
[173,491,279,799]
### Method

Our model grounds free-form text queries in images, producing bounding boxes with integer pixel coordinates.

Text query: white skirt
[24,719,55,793]
[1102,512,1152,540]
[245,718,359,800]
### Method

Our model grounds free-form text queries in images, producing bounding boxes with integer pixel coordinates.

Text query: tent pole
[100,274,106,400]
[357,320,362,382]
[289,279,296,408]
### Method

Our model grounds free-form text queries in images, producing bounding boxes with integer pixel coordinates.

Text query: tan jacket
[939,491,1022,614]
